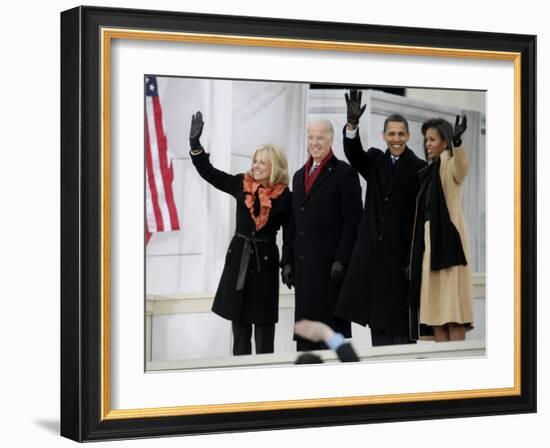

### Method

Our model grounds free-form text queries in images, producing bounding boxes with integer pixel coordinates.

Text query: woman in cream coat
[408,116,473,342]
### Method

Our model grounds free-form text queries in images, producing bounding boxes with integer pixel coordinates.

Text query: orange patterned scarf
[243,173,286,231]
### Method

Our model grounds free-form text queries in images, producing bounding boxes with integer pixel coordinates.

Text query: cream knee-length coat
[419,145,474,327]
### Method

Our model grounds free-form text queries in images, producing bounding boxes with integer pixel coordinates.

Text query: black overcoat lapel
[388,148,420,194]
[302,157,337,203]
[376,151,392,193]
[293,167,306,204]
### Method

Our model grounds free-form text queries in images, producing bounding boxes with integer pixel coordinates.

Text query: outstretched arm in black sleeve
[188,111,241,195]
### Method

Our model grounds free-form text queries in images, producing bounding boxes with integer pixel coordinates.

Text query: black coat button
[300,206,305,211]
[298,230,304,236]
[298,255,304,260]
[378,235,383,241]
[384,196,389,202]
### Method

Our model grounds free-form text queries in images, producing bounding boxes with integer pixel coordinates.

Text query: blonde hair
[251,144,289,186]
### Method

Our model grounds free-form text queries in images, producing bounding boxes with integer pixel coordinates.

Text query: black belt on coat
[235,232,272,292]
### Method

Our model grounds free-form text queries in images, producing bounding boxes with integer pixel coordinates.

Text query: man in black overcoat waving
[335,90,426,346]
[281,118,362,352]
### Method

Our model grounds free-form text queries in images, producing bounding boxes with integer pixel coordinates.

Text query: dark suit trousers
[232,322,275,355]
[370,328,416,346]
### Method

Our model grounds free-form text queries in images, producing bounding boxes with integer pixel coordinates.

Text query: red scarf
[243,173,287,231]
[304,148,334,194]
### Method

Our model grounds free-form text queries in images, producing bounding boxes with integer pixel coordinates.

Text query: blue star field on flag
[145,76,159,97]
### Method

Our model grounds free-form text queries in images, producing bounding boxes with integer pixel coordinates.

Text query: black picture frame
[60,5,536,442]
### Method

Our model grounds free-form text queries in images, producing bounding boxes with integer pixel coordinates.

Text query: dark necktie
[309,163,319,176]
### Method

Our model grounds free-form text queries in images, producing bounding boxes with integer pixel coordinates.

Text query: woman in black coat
[189,112,291,356]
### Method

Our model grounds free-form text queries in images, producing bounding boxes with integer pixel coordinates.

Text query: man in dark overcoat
[335,90,426,346]
[281,117,362,351]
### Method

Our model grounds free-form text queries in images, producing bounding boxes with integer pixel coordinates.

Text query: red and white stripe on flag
[145,76,180,244]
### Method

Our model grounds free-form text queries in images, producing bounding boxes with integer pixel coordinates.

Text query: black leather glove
[189,111,204,151]
[345,89,366,127]
[282,264,294,289]
[330,261,346,285]
[453,114,467,147]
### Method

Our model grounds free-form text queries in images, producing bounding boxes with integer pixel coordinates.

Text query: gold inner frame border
[99,28,522,420]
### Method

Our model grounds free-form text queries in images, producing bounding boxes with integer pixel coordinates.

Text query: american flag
[145,76,180,244]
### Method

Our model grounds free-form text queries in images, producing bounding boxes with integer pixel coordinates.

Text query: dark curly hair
[421,118,454,159]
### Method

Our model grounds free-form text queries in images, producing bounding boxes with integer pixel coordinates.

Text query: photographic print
[144,76,487,371]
